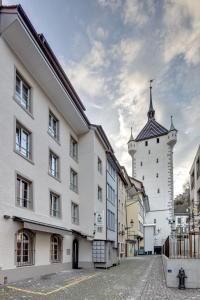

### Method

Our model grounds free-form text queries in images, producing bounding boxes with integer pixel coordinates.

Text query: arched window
[16,230,34,266]
[51,235,62,263]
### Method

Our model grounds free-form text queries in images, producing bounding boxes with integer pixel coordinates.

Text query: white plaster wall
[0,36,89,270]
[162,255,200,288]
[134,134,172,245]
[144,226,154,253]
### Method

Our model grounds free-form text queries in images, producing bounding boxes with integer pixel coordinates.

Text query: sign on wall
[95,212,104,226]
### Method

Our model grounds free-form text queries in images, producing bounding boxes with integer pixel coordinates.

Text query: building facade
[128,82,177,253]
[125,177,150,256]
[117,170,128,259]
[0,5,128,283]
[189,145,200,232]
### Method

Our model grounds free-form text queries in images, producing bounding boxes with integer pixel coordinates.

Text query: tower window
[142,176,144,180]
[154,219,157,224]
[140,162,143,166]
[157,188,160,193]
[156,158,159,163]
[157,138,159,143]
[156,173,159,178]
[145,141,148,146]
[148,150,151,154]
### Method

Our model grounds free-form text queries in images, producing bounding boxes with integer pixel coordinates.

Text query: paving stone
[0,256,200,299]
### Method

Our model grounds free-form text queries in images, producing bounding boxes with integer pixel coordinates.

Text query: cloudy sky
[4,0,200,196]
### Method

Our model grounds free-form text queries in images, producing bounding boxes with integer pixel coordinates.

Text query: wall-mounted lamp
[3,215,10,220]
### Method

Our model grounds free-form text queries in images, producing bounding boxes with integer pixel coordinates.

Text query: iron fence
[163,232,200,258]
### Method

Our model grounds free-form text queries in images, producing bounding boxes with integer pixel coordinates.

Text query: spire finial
[147,79,155,120]
[128,125,134,143]
[170,115,176,131]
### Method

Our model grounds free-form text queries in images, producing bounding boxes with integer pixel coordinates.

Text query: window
[48,111,59,140]
[97,226,103,233]
[15,71,31,112]
[71,202,79,224]
[148,150,151,154]
[49,151,59,179]
[157,138,160,143]
[142,176,144,180]
[157,188,160,193]
[154,219,157,224]
[16,122,31,159]
[107,210,115,231]
[196,158,200,179]
[139,221,143,233]
[177,217,181,225]
[156,173,159,178]
[156,158,159,163]
[70,136,78,161]
[98,157,102,174]
[98,186,102,201]
[107,183,115,205]
[16,230,34,267]
[107,161,115,180]
[145,141,148,146]
[191,171,195,190]
[70,168,78,193]
[50,235,62,263]
[140,161,143,166]
[16,175,32,209]
[50,192,61,218]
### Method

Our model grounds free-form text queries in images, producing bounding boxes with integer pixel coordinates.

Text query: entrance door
[72,239,79,269]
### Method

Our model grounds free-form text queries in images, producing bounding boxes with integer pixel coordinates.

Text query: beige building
[126,177,150,256]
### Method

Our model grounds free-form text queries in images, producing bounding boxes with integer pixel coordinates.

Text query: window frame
[48,110,59,141]
[49,150,60,180]
[15,230,34,267]
[16,174,33,210]
[15,70,32,114]
[98,185,103,201]
[50,235,62,263]
[70,168,78,193]
[15,120,32,161]
[71,202,79,225]
[70,135,78,161]
[50,191,61,218]
[98,157,102,174]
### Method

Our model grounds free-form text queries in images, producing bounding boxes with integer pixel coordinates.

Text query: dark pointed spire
[147,79,155,120]
[128,126,134,143]
[170,115,177,131]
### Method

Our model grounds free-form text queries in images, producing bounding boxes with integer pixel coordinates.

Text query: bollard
[177,268,187,289]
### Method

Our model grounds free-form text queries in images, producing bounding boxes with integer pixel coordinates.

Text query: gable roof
[135,118,169,141]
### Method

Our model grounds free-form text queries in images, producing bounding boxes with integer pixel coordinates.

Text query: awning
[71,229,93,240]
[13,216,72,236]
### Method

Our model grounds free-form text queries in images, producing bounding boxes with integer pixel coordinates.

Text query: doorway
[72,239,79,269]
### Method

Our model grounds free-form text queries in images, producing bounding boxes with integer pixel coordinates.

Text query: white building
[0,4,125,283]
[118,168,128,259]
[128,82,177,253]
[190,145,200,231]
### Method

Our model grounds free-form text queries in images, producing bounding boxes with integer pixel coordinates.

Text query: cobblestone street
[1,256,200,300]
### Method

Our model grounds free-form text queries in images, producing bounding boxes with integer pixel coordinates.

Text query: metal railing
[17,197,32,209]
[163,232,200,258]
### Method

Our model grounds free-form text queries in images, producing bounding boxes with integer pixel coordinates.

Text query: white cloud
[60,39,108,98]
[163,0,200,65]
[111,38,142,64]
[97,0,121,11]
[96,27,109,40]
[122,0,155,26]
